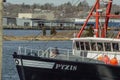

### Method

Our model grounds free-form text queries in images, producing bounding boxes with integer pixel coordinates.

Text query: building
[3,17,16,28]
[74,18,120,27]
[2,17,120,29]
[16,18,45,29]
[18,13,33,19]
[18,10,55,20]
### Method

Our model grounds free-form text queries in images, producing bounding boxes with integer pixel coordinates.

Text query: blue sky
[6,0,120,6]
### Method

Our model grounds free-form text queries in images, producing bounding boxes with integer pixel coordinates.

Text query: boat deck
[16,46,106,64]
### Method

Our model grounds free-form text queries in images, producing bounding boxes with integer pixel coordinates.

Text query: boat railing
[17,46,120,63]
[76,50,120,63]
[18,46,44,57]
[16,46,105,64]
[39,47,71,59]
[17,46,72,60]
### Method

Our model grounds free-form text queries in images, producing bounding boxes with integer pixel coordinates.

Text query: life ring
[15,59,19,65]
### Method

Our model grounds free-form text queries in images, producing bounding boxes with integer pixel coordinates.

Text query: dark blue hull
[13,54,120,80]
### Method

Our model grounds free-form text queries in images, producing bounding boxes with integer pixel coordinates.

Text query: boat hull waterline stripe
[15,59,55,69]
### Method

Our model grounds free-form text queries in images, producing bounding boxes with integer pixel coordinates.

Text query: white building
[18,11,55,20]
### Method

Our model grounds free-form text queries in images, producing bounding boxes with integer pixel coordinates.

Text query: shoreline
[3,35,71,41]
[3,30,116,41]
[3,31,75,41]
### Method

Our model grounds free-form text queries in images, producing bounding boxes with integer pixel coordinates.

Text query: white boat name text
[55,64,77,71]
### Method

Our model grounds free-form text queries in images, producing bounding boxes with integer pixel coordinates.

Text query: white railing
[18,46,44,57]
[17,46,71,60]
[18,46,120,64]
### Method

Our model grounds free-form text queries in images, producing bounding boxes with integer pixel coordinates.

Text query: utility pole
[0,0,3,80]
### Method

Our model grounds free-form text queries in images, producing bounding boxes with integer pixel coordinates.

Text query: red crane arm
[77,0,99,38]
[77,0,119,38]
[108,14,120,18]
[95,0,100,37]
[92,14,120,18]
[102,0,113,37]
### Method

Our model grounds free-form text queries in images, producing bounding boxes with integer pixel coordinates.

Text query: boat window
[80,42,84,50]
[97,42,103,51]
[112,43,119,51]
[76,41,80,50]
[104,43,111,51]
[85,42,90,50]
[91,42,96,51]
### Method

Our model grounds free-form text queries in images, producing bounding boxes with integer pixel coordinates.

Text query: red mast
[101,0,113,37]
[95,0,100,37]
[77,0,120,38]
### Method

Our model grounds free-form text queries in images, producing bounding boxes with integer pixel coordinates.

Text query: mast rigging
[77,0,120,38]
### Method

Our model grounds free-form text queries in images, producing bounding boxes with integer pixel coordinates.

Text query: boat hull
[13,54,120,80]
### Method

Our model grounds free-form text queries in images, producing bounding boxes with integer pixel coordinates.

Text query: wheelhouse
[71,37,120,57]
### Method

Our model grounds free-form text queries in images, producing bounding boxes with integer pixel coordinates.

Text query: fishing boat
[13,0,120,80]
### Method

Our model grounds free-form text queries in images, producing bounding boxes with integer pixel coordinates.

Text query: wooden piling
[0,0,3,80]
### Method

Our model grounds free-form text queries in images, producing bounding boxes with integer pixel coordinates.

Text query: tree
[85,26,94,37]
[40,3,54,10]
[77,1,89,11]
